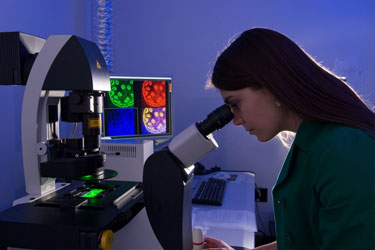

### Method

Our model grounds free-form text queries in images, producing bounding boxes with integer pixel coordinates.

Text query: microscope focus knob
[70,92,82,104]
[100,229,114,250]
[36,142,48,156]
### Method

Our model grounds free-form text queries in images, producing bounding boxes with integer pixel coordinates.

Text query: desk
[112,171,256,250]
[192,171,257,249]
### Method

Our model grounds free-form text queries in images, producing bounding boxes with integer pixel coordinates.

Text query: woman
[203,28,375,250]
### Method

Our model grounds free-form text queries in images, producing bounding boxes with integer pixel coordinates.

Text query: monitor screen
[102,76,173,139]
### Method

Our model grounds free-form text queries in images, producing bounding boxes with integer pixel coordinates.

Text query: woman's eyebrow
[224,96,235,105]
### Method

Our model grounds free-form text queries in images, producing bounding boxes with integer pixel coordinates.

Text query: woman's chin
[255,134,273,142]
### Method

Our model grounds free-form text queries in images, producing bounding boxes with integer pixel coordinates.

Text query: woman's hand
[253,241,277,250]
[203,236,234,250]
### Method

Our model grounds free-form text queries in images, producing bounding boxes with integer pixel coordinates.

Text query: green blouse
[272,121,375,250]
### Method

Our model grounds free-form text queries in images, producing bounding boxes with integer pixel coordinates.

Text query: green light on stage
[80,175,94,181]
[81,189,104,198]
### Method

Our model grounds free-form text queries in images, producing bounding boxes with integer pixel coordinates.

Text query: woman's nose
[232,114,244,126]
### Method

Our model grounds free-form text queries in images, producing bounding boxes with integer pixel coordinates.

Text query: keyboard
[192,178,227,206]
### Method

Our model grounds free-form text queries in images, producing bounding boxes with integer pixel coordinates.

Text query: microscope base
[0,180,144,249]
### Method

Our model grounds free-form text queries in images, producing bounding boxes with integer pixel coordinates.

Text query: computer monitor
[102,76,173,139]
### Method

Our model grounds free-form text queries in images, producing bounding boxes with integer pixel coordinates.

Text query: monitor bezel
[101,75,173,140]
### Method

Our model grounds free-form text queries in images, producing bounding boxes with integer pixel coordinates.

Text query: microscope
[0,32,144,249]
[143,104,233,250]
[0,31,234,250]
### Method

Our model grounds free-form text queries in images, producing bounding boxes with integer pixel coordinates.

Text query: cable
[254,183,266,236]
[70,122,77,138]
[268,221,275,238]
[50,122,58,139]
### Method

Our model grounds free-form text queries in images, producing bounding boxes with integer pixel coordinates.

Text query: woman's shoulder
[307,122,374,163]
[304,122,374,189]
[297,121,374,158]
[296,121,373,146]
[317,122,374,145]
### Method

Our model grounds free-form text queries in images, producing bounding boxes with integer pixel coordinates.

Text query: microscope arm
[22,36,72,197]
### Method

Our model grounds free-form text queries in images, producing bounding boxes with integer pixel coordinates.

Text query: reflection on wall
[91,0,113,72]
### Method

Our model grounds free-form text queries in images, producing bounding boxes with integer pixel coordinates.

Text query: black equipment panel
[0,180,143,249]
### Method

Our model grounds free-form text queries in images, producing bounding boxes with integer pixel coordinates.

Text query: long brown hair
[210,28,375,135]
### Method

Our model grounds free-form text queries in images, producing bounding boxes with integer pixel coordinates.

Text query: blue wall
[110,0,375,232]
[0,0,374,236]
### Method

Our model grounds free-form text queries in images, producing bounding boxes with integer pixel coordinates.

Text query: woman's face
[220,87,287,142]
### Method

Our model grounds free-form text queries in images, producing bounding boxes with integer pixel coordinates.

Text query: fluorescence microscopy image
[105,108,135,136]
[142,80,166,107]
[142,107,167,134]
[109,79,135,108]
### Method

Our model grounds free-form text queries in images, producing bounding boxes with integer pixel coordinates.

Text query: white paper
[192,208,257,232]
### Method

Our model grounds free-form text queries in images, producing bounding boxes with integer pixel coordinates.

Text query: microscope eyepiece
[196,104,234,136]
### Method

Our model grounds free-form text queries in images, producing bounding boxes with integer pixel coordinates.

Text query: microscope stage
[0,180,144,249]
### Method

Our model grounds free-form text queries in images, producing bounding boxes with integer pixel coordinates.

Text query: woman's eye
[230,103,238,111]
[227,101,235,107]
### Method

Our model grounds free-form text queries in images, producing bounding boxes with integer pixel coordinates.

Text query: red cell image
[142,80,166,107]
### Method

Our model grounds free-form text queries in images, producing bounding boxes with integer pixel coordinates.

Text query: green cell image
[109,79,135,108]
[81,189,104,198]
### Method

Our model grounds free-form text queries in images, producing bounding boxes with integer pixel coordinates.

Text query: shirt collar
[293,120,325,152]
